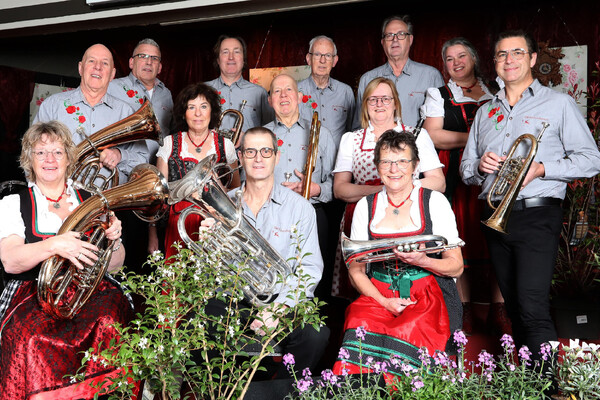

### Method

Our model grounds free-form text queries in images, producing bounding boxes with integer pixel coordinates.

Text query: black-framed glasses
[382,31,411,41]
[367,96,393,106]
[241,147,275,158]
[132,53,161,63]
[309,52,335,61]
[33,149,65,161]
[378,159,413,170]
[494,48,529,62]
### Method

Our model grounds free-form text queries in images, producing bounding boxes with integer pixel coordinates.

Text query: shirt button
[92,124,95,128]
[509,117,513,120]
[288,143,291,147]
[506,133,510,137]
[91,108,95,111]
[289,158,292,162]
[502,152,507,155]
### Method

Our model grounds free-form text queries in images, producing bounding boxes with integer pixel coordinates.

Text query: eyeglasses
[378,159,413,170]
[382,31,411,41]
[132,53,161,63]
[33,149,65,161]
[367,96,393,106]
[309,52,335,61]
[241,147,275,158]
[494,48,529,62]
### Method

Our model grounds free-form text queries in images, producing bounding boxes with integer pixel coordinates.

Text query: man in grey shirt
[206,35,273,142]
[108,38,173,164]
[461,30,600,366]
[298,35,355,147]
[353,15,443,129]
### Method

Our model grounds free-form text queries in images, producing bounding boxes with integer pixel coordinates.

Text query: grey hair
[441,37,482,79]
[308,35,338,56]
[381,15,413,36]
[133,38,160,54]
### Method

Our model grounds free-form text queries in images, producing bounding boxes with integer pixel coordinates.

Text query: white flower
[139,337,149,349]
[158,314,165,323]
[157,345,164,353]
[549,341,561,350]
[569,338,581,349]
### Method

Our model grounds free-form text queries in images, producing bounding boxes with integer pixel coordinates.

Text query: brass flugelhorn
[301,111,321,199]
[217,99,246,145]
[71,98,162,191]
[341,233,464,266]
[482,122,550,234]
[37,164,169,319]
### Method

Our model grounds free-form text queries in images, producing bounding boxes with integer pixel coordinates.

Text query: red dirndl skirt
[164,200,203,261]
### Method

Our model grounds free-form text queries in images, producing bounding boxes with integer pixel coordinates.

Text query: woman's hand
[104,212,122,241]
[49,231,99,270]
[392,246,429,266]
[380,297,417,316]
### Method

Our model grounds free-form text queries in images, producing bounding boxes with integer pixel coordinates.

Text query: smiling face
[268,74,302,120]
[495,36,536,87]
[445,44,476,82]
[377,146,416,193]
[306,38,338,80]
[367,82,396,126]
[78,44,116,94]
[129,43,162,89]
[381,19,413,61]
[185,95,212,135]
[217,38,245,79]
[239,132,280,183]
[31,134,69,186]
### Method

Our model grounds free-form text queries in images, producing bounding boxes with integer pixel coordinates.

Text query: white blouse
[420,78,494,119]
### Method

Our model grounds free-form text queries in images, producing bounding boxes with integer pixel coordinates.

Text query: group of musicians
[1,14,599,399]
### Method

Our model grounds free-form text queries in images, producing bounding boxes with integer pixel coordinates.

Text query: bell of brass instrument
[217,99,246,145]
[301,111,321,199]
[341,233,465,266]
[71,98,163,191]
[483,122,550,234]
[169,154,292,306]
[38,164,169,319]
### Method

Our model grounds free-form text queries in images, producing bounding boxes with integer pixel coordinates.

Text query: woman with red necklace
[421,37,507,335]
[332,130,463,374]
[148,83,240,260]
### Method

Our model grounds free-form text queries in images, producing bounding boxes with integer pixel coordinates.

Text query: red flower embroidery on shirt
[486,104,505,130]
[302,95,310,103]
[497,115,504,123]
[78,116,86,123]
[311,102,318,109]
[220,98,226,105]
[300,93,318,110]
[126,89,136,98]
[139,98,144,105]
[66,105,77,114]
[277,139,283,147]
[488,107,500,118]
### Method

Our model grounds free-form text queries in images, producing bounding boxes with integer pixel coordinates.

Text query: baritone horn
[217,99,246,145]
[341,234,464,266]
[38,164,169,319]
[301,111,321,199]
[482,122,550,234]
[71,98,162,191]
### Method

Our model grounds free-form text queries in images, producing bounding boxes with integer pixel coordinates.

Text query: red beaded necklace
[387,188,412,215]
[458,80,478,93]
[188,131,211,153]
[45,184,67,209]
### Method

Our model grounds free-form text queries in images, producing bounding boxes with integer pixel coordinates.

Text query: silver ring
[77,252,82,260]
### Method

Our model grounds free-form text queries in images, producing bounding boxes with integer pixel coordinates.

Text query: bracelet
[149,222,156,227]
[113,238,123,251]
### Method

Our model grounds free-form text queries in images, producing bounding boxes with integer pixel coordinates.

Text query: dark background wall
[1,0,599,181]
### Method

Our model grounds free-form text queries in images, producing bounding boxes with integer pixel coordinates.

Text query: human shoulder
[274,184,315,214]
[360,63,389,82]
[237,78,267,93]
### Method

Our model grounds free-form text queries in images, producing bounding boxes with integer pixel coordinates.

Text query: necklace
[45,184,67,209]
[188,131,211,153]
[387,188,412,215]
[458,80,478,93]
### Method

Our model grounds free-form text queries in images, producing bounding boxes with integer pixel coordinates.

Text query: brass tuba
[169,154,292,306]
[341,233,464,266]
[71,98,163,191]
[301,111,321,199]
[482,122,549,234]
[217,99,246,145]
[37,164,169,319]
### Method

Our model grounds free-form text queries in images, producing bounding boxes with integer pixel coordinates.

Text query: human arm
[423,116,469,150]
[333,171,381,203]
[415,128,446,192]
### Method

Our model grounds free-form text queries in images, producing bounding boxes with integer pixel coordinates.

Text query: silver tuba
[168,154,292,306]
[341,233,465,266]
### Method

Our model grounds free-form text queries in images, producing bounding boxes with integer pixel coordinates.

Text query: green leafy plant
[550,339,600,400]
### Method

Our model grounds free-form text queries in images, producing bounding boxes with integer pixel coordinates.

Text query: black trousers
[482,204,562,360]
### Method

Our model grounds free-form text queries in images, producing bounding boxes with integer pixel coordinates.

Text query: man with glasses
[206,35,273,142]
[461,30,600,369]
[353,15,443,129]
[298,35,355,147]
[109,38,173,163]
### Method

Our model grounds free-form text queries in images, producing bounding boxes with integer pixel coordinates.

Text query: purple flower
[418,348,431,366]
[453,330,468,347]
[389,354,401,367]
[321,369,338,385]
[372,361,388,374]
[296,378,312,393]
[355,326,367,340]
[366,356,374,366]
[519,345,532,364]
[283,353,295,367]
[434,350,450,366]
[411,376,424,391]
[501,334,515,352]
[302,367,312,379]
[338,347,350,360]
[540,343,552,361]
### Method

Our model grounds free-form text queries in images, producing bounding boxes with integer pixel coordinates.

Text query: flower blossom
[283,353,295,367]
[355,326,366,340]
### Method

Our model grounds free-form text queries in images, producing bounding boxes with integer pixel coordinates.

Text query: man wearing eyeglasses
[297,35,355,147]
[206,35,274,143]
[461,30,600,368]
[109,38,173,163]
[353,15,443,129]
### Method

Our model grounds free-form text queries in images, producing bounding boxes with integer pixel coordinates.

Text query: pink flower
[563,64,572,73]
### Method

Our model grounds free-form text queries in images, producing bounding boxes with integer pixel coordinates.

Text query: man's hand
[281,169,321,197]
[99,148,122,170]
[521,160,545,188]
[478,152,505,175]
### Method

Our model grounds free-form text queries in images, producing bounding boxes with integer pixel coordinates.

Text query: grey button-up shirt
[353,59,444,129]
[461,79,600,200]
[34,87,147,184]
[108,72,174,162]
[298,76,355,147]
[206,76,274,132]
[264,117,336,204]
[228,183,323,307]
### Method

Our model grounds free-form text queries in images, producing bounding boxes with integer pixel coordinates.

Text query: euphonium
[38,164,169,319]
[301,111,321,199]
[217,99,246,145]
[71,98,163,191]
[169,154,292,306]
[341,233,464,266]
[482,122,550,234]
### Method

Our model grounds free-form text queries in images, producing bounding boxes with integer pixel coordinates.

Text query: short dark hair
[373,130,419,167]
[494,29,539,54]
[239,127,278,152]
[381,15,413,37]
[213,35,248,70]
[172,83,222,132]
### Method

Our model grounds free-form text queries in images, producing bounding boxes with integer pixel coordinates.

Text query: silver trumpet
[341,233,465,266]
[168,154,292,306]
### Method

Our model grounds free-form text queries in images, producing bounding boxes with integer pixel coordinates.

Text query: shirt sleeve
[415,128,444,172]
[314,127,336,203]
[350,196,369,241]
[0,194,25,242]
[420,87,445,119]
[460,111,486,186]
[156,135,173,163]
[224,138,238,164]
[332,131,354,174]
[429,190,461,245]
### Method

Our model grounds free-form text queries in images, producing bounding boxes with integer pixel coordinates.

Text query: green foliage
[551,339,600,400]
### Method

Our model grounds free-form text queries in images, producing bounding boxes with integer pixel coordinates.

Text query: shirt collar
[218,75,246,88]
[384,58,413,76]
[309,76,334,92]
[238,181,283,208]
[129,71,164,90]
[73,87,114,109]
